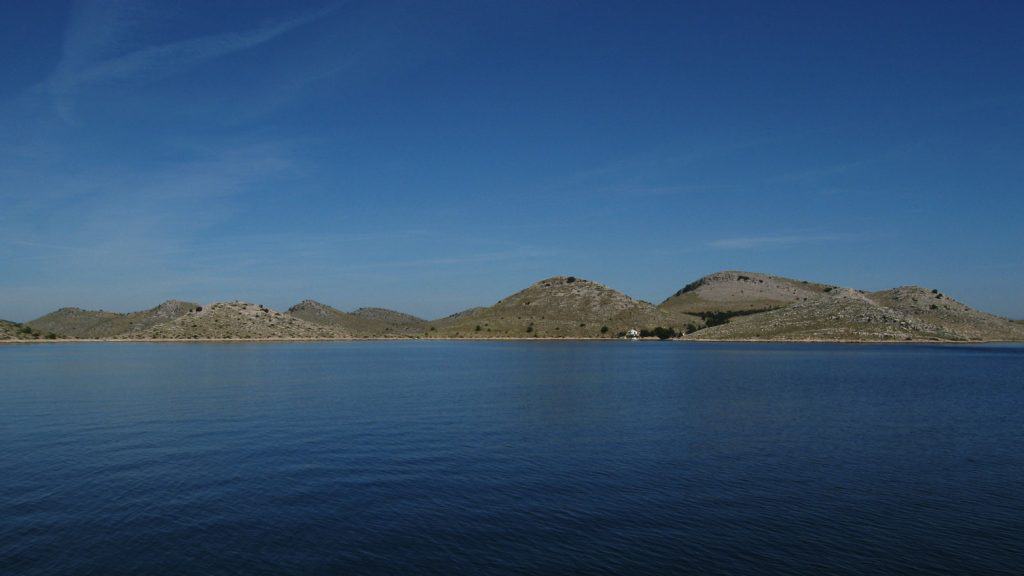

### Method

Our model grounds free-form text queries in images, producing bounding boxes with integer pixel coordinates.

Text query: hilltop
[430,276,702,337]
[26,308,122,338]
[659,271,833,316]
[690,285,1024,342]
[129,301,347,340]
[27,300,200,338]
[287,300,426,337]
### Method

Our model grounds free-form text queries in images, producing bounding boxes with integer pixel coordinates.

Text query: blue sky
[2,0,1023,321]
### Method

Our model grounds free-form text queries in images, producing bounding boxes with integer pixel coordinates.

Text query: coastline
[3,337,1020,345]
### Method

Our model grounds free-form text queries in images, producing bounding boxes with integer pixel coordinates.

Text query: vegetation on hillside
[7,271,1022,342]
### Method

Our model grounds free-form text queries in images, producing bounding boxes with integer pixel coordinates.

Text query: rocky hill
[27,300,200,338]
[1,319,43,340]
[0,320,18,339]
[26,308,121,338]
[6,271,1021,342]
[659,271,833,315]
[287,300,426,337]
[867,286,1024,341]
[689,285,1024,342]
[130,301,347,340]
[352,307,427,331]
[430,276,702,337]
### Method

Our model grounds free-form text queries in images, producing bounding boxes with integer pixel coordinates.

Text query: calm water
[1,342,1023,575]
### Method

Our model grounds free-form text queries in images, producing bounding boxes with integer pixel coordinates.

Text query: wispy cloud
[708,233,858,250]
[45,2,339,120]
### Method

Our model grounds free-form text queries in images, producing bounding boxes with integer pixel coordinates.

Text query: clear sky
[2,1,1022,322]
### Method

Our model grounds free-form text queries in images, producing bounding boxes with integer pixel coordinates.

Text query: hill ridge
[288,300,426,337]
[431,275,702,338]
[10,271,1023,342]
[27,300,201,338]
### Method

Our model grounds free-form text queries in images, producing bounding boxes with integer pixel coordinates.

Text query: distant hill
[352,307,426,330]
[287,301,426,337]
[130,301,347,340]
[1,319,41,340]
[659,271,833,315]
[6,271,1022,343]
[26,308,121,338]
[690,285,1024,342]
[27,300,200,338]
[430,276,702,337]
[0,319,17,339]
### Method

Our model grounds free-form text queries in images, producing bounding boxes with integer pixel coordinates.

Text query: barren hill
[287,300,425,337]
[27,308,122,338]
[0,320,17,339]
[6,272,1021,342]
[1,320,41,340]
[660,271,832,315]
[431,276,702,337]
[352,307,426,328]
[131,301,347,340]
[27,300,200,338]
[867,286,1024,341]
[689,286,1024,342]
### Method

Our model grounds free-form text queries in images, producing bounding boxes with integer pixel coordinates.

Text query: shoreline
[2,337,1021,345]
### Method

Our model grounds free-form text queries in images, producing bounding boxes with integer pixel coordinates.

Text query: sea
[1,341,1022,575]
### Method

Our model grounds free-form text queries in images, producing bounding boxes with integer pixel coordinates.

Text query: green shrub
[640,327,678,340]
[695,308,773,328]
[600,325,609,334]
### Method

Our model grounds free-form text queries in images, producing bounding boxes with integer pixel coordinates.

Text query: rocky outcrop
[131,301,347,340]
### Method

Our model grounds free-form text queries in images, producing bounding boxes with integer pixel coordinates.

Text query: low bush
[695,308,774,328]
[640,327,678,340]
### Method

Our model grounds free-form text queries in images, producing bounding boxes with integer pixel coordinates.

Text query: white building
[625,328,640,340]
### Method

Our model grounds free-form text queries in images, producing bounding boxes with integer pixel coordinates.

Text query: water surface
[1,341,1022,575]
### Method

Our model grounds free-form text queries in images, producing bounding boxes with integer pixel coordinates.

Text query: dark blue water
[1,342,1023,575]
